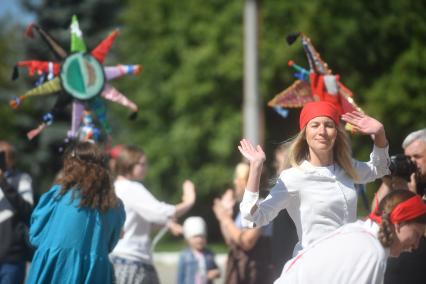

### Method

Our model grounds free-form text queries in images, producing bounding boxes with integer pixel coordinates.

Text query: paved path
[154,252,227,284]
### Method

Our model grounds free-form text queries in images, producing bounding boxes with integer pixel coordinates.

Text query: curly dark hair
[57,142,118,212]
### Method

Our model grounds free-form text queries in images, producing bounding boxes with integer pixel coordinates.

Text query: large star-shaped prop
[11,15,141,141]
[268,33,362,122]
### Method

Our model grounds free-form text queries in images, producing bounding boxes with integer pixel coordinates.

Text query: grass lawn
[154,239,228,254]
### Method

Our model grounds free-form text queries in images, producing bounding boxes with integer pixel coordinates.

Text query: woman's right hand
[238,139,266,165]
[182,180,196,205]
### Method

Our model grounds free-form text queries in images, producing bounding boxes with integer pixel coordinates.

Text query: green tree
[0,16,41,175]
[115,0,245,204]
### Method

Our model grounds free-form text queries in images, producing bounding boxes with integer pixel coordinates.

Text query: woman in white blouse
[239,101,390,256]
[110,145,196,284]
[276,190,426,284]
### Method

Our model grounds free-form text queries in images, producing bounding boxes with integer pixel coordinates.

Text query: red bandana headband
[299,101,340,130]
[369,195,426,224]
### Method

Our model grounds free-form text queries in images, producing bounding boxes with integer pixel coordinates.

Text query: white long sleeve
[353,145,390,183]
[111,179,176,263]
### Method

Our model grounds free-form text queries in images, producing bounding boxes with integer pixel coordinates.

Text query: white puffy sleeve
[240,172,297,228]
[353,145,390,184]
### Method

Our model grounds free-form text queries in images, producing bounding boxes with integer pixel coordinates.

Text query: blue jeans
[0,261,25,284]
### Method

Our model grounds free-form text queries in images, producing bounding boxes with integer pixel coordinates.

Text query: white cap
[183,216,207,239]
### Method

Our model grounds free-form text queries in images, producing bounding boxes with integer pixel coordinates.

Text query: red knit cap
[299,101,340,130]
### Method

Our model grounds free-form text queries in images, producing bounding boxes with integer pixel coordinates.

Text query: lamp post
[243,0,262,146]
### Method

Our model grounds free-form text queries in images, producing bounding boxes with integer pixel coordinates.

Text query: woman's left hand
[238,139,266,164]
[341,111,384,135]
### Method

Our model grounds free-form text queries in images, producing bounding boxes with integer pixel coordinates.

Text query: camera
[389,154,417,182]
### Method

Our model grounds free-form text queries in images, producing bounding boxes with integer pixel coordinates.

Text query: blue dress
[26,185,125,284]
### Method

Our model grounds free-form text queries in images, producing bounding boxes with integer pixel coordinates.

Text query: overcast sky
[0,0,35,23]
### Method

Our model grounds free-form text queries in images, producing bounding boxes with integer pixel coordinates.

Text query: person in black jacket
[0,141,33,284]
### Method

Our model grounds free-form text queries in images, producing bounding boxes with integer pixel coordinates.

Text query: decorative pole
[243,0,262,146]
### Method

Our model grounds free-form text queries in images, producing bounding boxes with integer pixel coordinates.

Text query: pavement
[154,252,227,284]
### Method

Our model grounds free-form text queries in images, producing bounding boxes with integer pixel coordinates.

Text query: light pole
[243,0,262,146]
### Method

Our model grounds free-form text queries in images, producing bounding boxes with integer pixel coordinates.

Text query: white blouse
[111,179,176,264]
[275,219,389,284]
[240,145,389,255]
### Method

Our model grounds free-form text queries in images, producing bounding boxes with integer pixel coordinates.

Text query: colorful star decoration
[268,32,363,129]
[11,15,141,142]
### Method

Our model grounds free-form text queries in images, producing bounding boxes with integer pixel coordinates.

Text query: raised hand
[220,189,236,212]
[341,111,384,136]
[182,180,196,205]
[238,139,266,164]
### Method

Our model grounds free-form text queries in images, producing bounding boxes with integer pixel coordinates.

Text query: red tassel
[25,23,35,38]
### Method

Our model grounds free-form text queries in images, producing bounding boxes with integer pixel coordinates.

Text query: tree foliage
[114,0,244,202]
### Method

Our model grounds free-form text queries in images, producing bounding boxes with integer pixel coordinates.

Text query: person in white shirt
[110,144,196,284]
[239,101,390,256]
[275,189,426,284]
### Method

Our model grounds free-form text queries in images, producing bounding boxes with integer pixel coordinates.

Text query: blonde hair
[288,124,358,180]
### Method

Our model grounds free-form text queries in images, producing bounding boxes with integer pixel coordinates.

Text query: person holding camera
[372,154,416,211]
[0,141,34,284]
[403,128,426,197]
[375,129,426,204]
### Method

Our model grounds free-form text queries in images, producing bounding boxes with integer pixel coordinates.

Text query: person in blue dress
[26,142,126,284]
